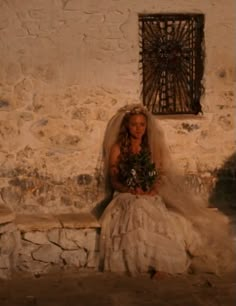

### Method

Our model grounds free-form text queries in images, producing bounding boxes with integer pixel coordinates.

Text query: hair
[117,107,149,158]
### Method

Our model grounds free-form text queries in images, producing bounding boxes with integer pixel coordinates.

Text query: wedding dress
[100,192,203,274]
[99,104,235,275]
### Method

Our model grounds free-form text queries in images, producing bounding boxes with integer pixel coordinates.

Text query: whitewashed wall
[0,0,235,213]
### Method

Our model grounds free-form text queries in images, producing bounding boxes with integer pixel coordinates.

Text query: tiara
[123,104,148,115]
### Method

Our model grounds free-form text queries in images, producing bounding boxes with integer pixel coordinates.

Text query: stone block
[60,228,99,251]
[0,231,20,255]
[32,243,62,264]
[17,253,51,275]
[18,240,41,256]
[62,229,86,248]
[23,231,49,245]
[48,228,78,250]
[61,249,87,267]
[47,228,60,245]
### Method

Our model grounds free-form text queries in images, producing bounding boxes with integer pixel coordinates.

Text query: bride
[99,104,235,276]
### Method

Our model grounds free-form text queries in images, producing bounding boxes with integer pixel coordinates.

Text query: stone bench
[0,205,101,279]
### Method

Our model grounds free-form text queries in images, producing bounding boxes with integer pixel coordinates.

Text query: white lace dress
[100,192,202,275]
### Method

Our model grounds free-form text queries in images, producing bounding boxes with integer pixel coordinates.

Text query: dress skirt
[99,193,203,275]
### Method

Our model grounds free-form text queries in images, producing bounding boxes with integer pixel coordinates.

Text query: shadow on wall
[209,152,236,214]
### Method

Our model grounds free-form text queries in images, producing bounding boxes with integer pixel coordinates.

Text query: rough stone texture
[48,228,78,250]
[61,249,87,268]
[16,239,51,274]
[14,226,100,276]
[0,231,19,255]
[32,244,62,264]
[18,240,42,257]
[0,0,235,214]
[23,231,49,245]
[1,212,100,277]
[16,253,51,275]
[0,217,21,279]
[62,228,99,251]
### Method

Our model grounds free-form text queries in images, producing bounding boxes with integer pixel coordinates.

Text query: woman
[99,104,235,277]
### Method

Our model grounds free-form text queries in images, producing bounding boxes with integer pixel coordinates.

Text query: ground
[0,270,235,306]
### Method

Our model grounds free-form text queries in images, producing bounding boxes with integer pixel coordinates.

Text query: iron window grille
[139,14,205,115]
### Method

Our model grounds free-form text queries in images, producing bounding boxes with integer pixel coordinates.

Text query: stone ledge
[0,205,15,225]
[56,213,101,229]
[15,214,62,232]
[15,213,101,232]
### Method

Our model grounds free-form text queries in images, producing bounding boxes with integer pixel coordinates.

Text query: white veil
[100,103,235,274]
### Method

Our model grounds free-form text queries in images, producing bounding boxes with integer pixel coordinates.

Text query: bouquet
[118,149,158,191]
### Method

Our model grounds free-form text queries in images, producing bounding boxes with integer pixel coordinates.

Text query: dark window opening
[139,14,205,115]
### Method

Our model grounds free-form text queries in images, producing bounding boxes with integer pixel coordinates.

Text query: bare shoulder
[110,143,120,155]
[109,143,121,164]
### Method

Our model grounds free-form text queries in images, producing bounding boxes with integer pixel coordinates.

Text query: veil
[102,104,173,194]
[100,103,235,274]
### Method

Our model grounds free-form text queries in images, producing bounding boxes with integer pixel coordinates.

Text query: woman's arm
[109,144,131,193]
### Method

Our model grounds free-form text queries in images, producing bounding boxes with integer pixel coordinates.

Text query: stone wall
[0,0,235,213]
[0,205,101,279]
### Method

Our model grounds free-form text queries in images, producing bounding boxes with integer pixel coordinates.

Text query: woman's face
[127,114,147,140]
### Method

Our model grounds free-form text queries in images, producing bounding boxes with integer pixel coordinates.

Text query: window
[139,14,205,115]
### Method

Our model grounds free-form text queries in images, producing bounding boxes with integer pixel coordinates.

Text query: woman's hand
[130,187,158,196]
[147,189,158,196]
[130,187,145,195]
